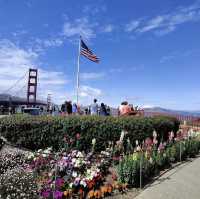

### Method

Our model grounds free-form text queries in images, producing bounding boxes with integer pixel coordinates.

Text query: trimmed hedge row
[0,115,180,152]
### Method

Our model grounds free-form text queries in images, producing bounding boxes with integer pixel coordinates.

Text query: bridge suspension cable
[2,71,28,94]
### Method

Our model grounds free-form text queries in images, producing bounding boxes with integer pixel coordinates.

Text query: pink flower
[153,138,158,145]
[169,131,174,141]
[145,137,153,146]
[158,143,165,151]
[76,133,81,140]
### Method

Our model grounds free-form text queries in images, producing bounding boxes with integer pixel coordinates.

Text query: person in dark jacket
[66,101,72,115]
[99,103,107,116]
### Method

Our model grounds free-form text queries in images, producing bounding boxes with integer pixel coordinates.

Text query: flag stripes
[80,39,100,63]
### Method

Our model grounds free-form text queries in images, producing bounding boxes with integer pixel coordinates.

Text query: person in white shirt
[90,99,98,115]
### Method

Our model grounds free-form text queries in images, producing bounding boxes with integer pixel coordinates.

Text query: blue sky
[0,0,200,110]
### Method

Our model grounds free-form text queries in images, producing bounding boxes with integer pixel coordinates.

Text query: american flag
[80,39,100,63]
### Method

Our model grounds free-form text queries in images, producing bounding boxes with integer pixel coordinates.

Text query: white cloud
[109,68,123,73]
[102,24,115,33]
[32,38,64,52]
[80,72,105,80]
[83,4,107,15]
[79,85,102,97]
[160,54,176,63]
[125,20,141,32]
[0,39,68,102]
[63,18,96,40]
[126,1,200,35]
[138,16,164,33]
[43,38,63,47]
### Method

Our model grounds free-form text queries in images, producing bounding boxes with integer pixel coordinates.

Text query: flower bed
[2,118,200,199]
[117,130,200,187]
[26,147,120,199]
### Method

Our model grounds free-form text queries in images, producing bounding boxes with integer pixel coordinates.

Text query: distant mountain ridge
[144,107,200,117]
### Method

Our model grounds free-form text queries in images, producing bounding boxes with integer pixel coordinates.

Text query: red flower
[76,133,81,140]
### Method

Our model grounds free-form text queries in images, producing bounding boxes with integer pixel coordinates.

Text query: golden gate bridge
[0,68,47,108]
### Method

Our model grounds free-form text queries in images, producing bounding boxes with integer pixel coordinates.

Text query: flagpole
[76,36,81,105]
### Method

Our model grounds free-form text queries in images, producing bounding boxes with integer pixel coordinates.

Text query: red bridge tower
[27,68,38,105]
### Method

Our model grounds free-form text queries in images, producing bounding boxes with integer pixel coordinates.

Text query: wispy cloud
[125,20,141,32]
[83,4,107,15]
[126,1,200,36]
[109,68,123,73]
[32,38,64,52]
[160,49,200,63]
[63,17,97,40]
[80,72,105,80]
[102,24,115,33]
[79,85,102,97]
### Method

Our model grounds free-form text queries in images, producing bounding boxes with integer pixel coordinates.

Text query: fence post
[140,152,143,189]
[180,141,182,162]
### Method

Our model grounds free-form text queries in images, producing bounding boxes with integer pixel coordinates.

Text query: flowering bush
[0,167,38,199]
[26,147,113,199]
[116,129,200,187]
[0,149,27,175]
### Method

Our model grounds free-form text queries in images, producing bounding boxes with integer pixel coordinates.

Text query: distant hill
[144,107,200,117]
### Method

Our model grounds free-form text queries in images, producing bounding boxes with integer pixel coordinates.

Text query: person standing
[72,103,78,115]
[90,99,98,115]
[99,103,108,116]
[66,101,72,115]
[119,101,131,116]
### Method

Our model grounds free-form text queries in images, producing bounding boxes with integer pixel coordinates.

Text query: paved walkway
[135,157,200,199]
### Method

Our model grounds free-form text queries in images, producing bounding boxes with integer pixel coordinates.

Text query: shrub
[0,115,179,152]
[153,115,180,142]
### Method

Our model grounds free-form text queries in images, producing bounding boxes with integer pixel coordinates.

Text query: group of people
[118,101,142,116]
[60,99,142,117]
[60,99,111,116]
[86,99,111,116]
[61,101,80,115]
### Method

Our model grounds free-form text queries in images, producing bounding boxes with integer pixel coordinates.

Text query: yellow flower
[132,153,138,161]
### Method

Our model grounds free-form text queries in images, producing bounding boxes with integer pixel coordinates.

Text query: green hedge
[0,115,180,152]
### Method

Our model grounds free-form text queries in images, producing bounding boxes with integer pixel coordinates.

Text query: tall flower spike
[153,130,157,138]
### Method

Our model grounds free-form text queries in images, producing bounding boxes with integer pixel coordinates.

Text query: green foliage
[153,115,180,141]
[117,155,140,186]
[117,138,200,187]
[0,115,179,152]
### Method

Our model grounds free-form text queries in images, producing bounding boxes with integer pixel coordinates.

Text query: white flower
[42,154,47,158]
[72,171,78,178]
[80,180,87,187]
[120,130,125,142]
[153,130,157,138]
[27,153,34,160]
[92,138,96,146]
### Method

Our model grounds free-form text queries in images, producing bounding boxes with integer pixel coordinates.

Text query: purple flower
[55,178,64,188]
[53,191,63,199]
[41,189,51,198]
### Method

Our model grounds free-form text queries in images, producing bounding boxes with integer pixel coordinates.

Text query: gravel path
[135,157,200,199]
